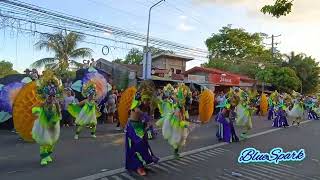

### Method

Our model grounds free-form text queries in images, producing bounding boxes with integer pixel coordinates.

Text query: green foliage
[284,52,320,94]
[256,67,300,93]
[204,25,318,94]
[261,0,293,18]
[123,48,144,65]
[55,69,76,82]
[205,25,270,60]
[272,67,301,92]
[121,47,174,65]
[32,31,93,71]
[0,60,19,78]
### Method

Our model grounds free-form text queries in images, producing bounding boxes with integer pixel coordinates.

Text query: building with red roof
[184,66,257,92]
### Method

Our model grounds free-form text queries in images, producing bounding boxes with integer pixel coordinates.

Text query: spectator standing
[107,90,117,123]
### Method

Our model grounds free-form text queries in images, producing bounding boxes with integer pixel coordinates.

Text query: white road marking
[120,173,136,180]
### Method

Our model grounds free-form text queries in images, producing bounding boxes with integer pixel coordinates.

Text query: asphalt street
[1,116,319,180]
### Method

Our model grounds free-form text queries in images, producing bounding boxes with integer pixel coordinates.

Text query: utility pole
[270,34,281,60]
[143,0,165,80]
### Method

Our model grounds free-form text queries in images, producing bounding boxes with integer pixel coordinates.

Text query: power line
[0,0,209,55]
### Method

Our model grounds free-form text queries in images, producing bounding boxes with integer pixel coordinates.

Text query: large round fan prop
[199,89,215,123]
[71,67,109,103]
[260,93,268,116]
[0,75,32,127]
[13,81,42,142]
[118,86,137,128]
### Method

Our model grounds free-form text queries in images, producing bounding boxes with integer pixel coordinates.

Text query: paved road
[76,120,320,180]
[0,116,317,180]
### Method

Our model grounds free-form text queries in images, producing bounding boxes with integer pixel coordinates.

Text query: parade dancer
[125,99,159,176]
[236,89,255,140]
[216,100,232,143]
[156,83,190,158]
[68,81,101,139]
[140,95,157,139]
[288,92,304,126]
[31,71,62,166]
[272,101,289,128]
[306,97,319,120]
[229,105,239,142]
[267,92,278,120]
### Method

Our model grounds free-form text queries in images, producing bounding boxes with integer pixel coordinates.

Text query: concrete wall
[153,57,186,73]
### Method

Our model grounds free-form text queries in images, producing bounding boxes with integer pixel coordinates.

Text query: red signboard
[209,74,240,86]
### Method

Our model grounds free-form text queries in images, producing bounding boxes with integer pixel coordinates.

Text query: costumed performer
[125,98,159,176]
[267,91,278,120]
[156,83,190,158]
[235,89,255,140]
[31,71,62,166]
[69,81,101,139]
[288,91,304,126]
[272,97,289,128]
[306,96,319,120]
[215,99,232,143]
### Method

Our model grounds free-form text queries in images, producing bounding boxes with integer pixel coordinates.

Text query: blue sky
[1,0,319,72]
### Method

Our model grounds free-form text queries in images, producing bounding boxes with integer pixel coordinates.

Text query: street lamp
[143,0,165,80]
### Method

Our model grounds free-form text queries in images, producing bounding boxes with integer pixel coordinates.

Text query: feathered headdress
[291,90,301,98]
[36,70,62,100]
[138,80,156,101]
[270,90,279,100]
[175,83,191,108]
[82,81,96,98]
[163,84,174,97]
[238,88,248,102]
[226,88,239,106]
[216,99,231,109]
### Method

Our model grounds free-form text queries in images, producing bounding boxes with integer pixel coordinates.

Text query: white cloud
[179,15,187,20]
[192,0,320,24]
[177,22,195,31]
[176,15,195,32]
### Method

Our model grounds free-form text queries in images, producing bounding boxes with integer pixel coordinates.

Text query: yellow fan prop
[260,93,268,116]
[13,82,42,142]
[118,86,137,128]
[199,89,214,123]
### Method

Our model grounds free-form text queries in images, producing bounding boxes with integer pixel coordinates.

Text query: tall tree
[261,0,294,18]
[122,47,174,65]
[256,67,301,93]
[32,31,93,71]
[123,48,144,65]
[205,25,271,60]
[0,60,19,78]
[284,52,320,94]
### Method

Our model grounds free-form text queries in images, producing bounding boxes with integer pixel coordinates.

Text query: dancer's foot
[174,149,180,159]
[74,135,79,140]
[91,134,97,138]
[240,133,248,140]
[233,137,239,142]
[40,158,48,166]
[137,168,146,176]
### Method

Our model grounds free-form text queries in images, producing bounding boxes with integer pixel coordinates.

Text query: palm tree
[32,31,93,71]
